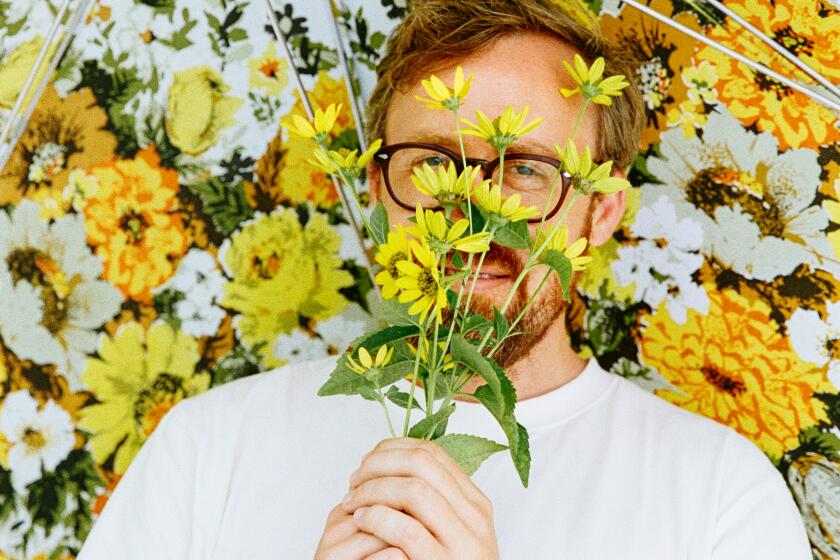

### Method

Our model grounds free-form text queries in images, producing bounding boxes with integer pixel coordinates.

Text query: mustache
[465,243,526,277]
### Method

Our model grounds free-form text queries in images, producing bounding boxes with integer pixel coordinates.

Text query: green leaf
[434,434,507,476]
[449,334,502,414]
[452,251,465,269]
[228,27,248,42]
[493,306,509,340]
[373,298,419,327]
[461,313,492,338]
[408,403,455,439]
[188,178,254,236]
[358,384,382,402]
[385,385,424,411]
[358,325,419,352]
[370,202,389,245]
[542,249,572,300]
[493,220,530,249]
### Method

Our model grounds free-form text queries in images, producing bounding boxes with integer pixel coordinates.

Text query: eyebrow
[403,133,557,158]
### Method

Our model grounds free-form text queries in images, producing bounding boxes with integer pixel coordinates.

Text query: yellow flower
[640,288,832,459]
[282,103,343,143]
[461,106,542,151]
[309,139,383,177]
[166,66,243,155]
[347,345,394,375]
[374,225,412,299]
[409,205,491,254]
[682,61,719,105]
[665,100,708,139]
[410,162,480,206]
[560,54,629,105]
[408,339,456,372]
[537,226,592,271]
[248,41,289,96]
[473,181,540,223]
[415,66,474,111]
[221,209,353,366]
[79,321,210,473]
[395,240,447,323]
[556,139,630,195]
[0,35,54,109]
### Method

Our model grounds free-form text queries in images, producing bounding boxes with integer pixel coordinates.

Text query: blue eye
[513,164,536,176]
[424,155,448,167]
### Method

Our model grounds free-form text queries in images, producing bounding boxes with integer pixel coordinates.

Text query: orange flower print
[84,146,188,303]
[697,0,840,150]
[640,288,832,459]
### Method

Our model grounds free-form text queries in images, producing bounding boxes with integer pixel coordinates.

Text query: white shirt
[79,357,811,559]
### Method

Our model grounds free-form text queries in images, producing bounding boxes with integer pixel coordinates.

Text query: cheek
[383,198,414,228]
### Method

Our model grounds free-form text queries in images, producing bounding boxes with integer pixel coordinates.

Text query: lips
[446,267,509,280]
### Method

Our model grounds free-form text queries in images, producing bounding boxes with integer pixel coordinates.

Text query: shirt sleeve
[77,399,197,560]
[711,431,812,560]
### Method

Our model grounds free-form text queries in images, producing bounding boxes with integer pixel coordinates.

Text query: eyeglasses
[372,143,572,223]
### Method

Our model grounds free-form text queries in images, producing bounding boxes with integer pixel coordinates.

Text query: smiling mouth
[446,268,509,280]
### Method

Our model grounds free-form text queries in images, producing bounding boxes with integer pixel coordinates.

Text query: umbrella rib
[702,0,840,100]
[321,0,369,153]
[0,0,90,174]
[263,0,380,295]
[621,0,840,113]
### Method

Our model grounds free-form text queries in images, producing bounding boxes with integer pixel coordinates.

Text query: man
[79,1,812,559]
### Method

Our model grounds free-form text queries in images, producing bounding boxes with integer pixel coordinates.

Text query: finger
[364,438,491,514]
[353,504,446,559]
[318,505,359,549]
[365,548,409,560]
[349,447,485,528]
[319,531,391,560]
[343,476,469,548]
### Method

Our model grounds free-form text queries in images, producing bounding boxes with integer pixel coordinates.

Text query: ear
[367,162,382,205]
[587,167,627,247]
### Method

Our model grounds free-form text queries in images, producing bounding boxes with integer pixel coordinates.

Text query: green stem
[378,385,396,438]
[487,269,551,359]
[536,170,566,246]
[569,100,590,145]
[453,108,474,235]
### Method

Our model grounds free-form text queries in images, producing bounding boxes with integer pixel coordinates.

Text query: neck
[454,314,587,402]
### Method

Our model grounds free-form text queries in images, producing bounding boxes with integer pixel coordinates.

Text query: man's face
[371,33,621,367]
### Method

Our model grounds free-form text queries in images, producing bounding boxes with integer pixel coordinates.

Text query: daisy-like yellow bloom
[409,205,491,254]
[560,54,629,106]
[415,66,474,111]
[461,106,542,151]
[410,162,481,206]
[556,139,630,195]
[396,240,448,323]
[374,225,412,299]
[310,139,383,177]
[347,344,394,375]
[473,181,540,223]
[282,103,343,143]
[536,226,592,271]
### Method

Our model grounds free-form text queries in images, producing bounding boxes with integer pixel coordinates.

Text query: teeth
[478,274,500,279]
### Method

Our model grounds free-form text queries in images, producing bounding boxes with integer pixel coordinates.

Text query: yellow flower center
[139,29,154,43]
[417,268,438,298]
[250,251,283,280]
[22,427,47,451]
[134,373,186,438]
[773,25,813,57]
[387,251,408,279]
[701,365,746,397]
[119,208,149,244]
[259,59,281,79]
[27,142,67,184]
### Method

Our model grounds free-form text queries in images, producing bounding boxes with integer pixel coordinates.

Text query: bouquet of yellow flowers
[283,54,630,487]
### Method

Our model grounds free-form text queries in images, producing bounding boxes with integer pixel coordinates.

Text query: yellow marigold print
[697,0,840,150]
[640,288,831,459]
[78,321,210,473]
[0,86,116,207]
[272,71,355,207]
[166,66,243,156]
[84,146,189,303]
[220,209,353,366]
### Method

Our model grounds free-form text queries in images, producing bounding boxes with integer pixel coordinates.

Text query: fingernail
[353,507,367,520]
[341,492,353,507]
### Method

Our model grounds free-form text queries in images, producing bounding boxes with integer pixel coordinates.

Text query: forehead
[384,32,598,155]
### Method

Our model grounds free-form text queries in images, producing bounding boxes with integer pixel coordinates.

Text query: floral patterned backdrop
[0,0,838,557]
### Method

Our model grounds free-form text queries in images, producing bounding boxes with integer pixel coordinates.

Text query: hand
[340,437,500,560]
[313,502,395,559]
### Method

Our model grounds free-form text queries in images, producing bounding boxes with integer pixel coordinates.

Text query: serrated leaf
[408,403,455,439]
[358,384,382,402]
[450,334,502,414]
[434,434,507,475]
[493,220,530,249]
[385,386,424,411]
[542,249,572,300]
[493,306,509,340]
[373,298,419,327]
[370,202,389,245]
[461,313,492,337]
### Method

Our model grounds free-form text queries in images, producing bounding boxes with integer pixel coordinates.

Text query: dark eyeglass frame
[372,142,573,223]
